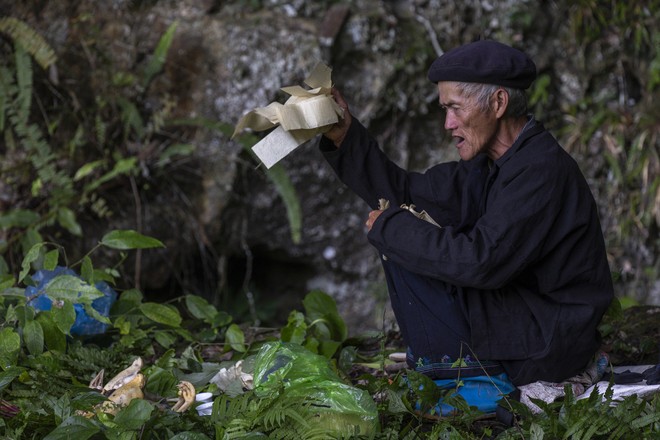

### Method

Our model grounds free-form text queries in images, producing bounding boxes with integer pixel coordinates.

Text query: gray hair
[455,82,529,118]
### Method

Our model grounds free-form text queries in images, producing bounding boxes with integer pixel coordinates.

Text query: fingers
[365,209,383,231]
[331,88,348,110]
[323,88,352,147]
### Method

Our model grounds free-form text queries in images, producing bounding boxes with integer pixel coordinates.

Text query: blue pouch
[414,373,516,416]
[24,266,117,336]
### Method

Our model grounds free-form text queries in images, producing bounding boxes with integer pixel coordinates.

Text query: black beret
[428,40,537,89]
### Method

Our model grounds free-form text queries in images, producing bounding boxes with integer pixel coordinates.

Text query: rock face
[2,0,658,334]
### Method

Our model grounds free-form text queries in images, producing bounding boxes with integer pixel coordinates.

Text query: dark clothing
[320,118,613,386]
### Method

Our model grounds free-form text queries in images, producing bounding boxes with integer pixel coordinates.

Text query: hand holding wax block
[232,63,343,168]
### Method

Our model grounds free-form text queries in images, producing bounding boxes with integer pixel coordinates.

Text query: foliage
[1,5,659,440]
[549,0,659,301]
[280,289,348,358]
[0,16,303,325]
[498,385,660,439]
[0,18,190,277]
[0,232,658,438]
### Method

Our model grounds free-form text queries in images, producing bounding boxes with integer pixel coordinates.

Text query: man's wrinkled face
[438,82,498,161]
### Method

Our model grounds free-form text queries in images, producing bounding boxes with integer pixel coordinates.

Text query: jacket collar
[493,116,544,168]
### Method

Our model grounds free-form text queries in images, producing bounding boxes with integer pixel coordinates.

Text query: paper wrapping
[232,63,343,169]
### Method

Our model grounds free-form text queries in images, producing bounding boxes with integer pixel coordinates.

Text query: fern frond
[213,392,254,426]
[223,420,253,439]
[13,42,32,124]
[0,65,16,133]
[578,413,618,439]
[60,342,123,376]
[630,410,660,431]
[118,97,145,139]
[0,17,56,69]
[7,389,40,399]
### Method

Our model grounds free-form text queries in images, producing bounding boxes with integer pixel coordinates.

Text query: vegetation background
[1,0,659,330]
[0,0,659,438]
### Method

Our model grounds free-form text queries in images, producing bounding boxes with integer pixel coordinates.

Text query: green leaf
[93,268,116,284]
[113,316,131,335]
[0,328,21,368]
[48,394,72,424]
[303,290,347,342]
[211,311,232,328]
[119,288,143,304]
[385,388,409,414]
[156,143,195,167]
[113,399,154,430]
[407,370,445,413]
[23,319,44,355]
[57,207,82,236]
[19,242,45,283]
[73,159,105,181]
[81,302,111,325]
[80,256,93,284]
[36,313,67,352]
[0,274,15,290]
[0,208,39,229]
[43,275,103,303]
[43,249,59,271]
[265,164,302,244]
[142,21,178,88]
[51,300,76,334]
[184,294,217,322]
[281,310,307,344]
[43,415,100,440]
[318,339,342,359]
[140,302,182,327]
[0,366,24,391]
[83,158,137,194]
[170,433,211,440]
[153,330,177,348]
[224,323,246,352]
[101,230,164,250]
[144,366,177,397]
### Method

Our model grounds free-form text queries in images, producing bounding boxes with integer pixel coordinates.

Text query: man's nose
[443,112,456,130]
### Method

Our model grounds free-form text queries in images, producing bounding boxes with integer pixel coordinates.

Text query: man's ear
[493,88,509,118]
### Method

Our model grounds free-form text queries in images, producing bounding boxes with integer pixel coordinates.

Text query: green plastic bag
[253,341,378,438]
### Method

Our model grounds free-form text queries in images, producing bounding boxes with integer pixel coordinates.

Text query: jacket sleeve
[367,143,584,290]
[320,119,465,224]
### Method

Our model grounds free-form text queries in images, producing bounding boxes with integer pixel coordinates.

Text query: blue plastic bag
[24,266,117,336]
[413,372,516,416]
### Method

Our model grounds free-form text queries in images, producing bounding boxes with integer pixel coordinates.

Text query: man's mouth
[454,136,465,148]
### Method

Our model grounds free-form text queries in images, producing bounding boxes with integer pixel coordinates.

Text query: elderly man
[321,40,613,411]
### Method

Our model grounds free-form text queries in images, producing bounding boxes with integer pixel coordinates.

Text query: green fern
[13,43,32,124]
[0,17,57,69]
[215,392,253,421]
[6,389,40,399]
[1,28,73,203]
[499,384,660,439]
[213,388,363,440]
[256,393,316,432]
[59,341,124,376]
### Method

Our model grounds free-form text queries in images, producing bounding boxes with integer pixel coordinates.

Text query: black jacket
[320,118,613,385]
